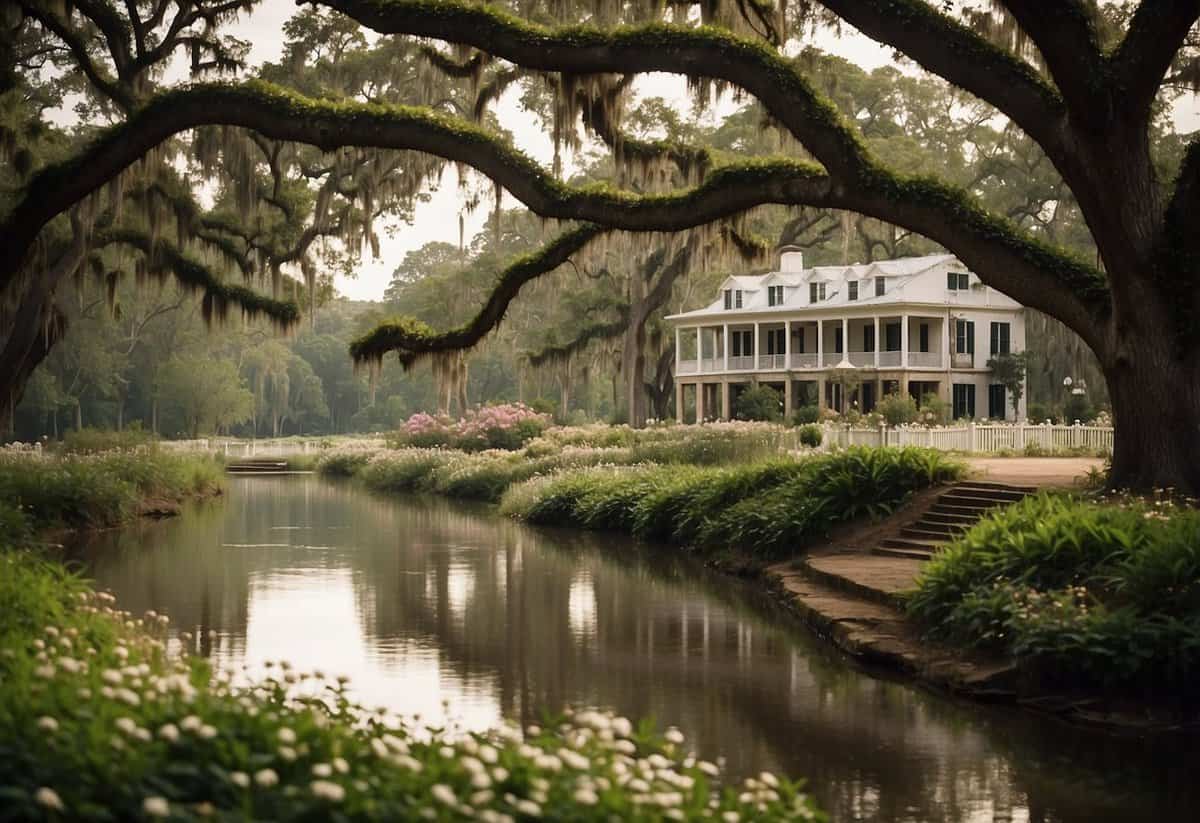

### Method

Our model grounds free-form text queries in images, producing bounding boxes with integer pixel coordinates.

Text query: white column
[675,327,682,373]
[723,323,730,372]
[696,382,705,423]
[753,321,760,369]
[841,317,848,357]
[817,319,824,366]
[873,316,880,368]
[784,320,791,368]
[676,381,684,423]
[901,313,909,368]
[696,327,703,367]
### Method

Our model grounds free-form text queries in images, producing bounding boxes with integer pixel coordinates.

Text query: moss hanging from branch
[350,222,606,368]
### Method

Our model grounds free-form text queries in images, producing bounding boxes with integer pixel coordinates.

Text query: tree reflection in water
[70,476,1197,823]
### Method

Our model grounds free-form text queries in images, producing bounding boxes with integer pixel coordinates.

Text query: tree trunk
[1104,341,1200,494]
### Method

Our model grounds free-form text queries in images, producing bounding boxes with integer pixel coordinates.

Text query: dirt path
[964,456,1103,489]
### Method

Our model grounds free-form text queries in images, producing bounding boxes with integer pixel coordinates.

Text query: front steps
[873,481,1035,560]
[225,459,290,474]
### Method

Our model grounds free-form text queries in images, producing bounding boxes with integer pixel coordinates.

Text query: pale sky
[218,1,1199,300]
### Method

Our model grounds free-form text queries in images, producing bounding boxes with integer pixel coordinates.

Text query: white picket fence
[819,422,1113,454]
[158,437,382,458]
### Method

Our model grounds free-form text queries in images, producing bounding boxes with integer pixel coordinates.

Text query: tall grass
[908,493,1200,695]
[0,451,223,532]
[502,448,963,559]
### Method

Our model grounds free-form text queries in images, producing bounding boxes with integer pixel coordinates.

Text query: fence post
[1016,425,1025,451]
[969,422,977,452]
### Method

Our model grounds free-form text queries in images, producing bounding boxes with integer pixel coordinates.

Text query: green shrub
[0,550,824,822]
[918,393,949,425]
[60,426,158,454]
[876,393,919,426]
[315,450,373,477]
[791,405,820,425]
[734,385,783,422]
[908,494,1200,694]
[358,450,455,493]
[797,424,823,448]
[0,452,223,532]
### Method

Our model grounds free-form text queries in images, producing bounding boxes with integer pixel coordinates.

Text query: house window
[875,277,886,297]
[955,319,976,355]
[834,327,844,354]
[953,384,976,419]
[766,328,786,355]
[988,384,1006,419]
[947,272,970,290]
[794,327,805,353]
[730,330,754,358]
[884,323,901,352]
[848,281,858,301]
[919,323,929,352]
[734,290,743,309]
[863,325,875,352]
[723,289,732,309]
[990,322,1011,355]
[809,282,827,303]
[768,285,784,306]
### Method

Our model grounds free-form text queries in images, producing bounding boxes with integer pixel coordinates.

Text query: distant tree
[159,357,254,438]
[735,385,784,422]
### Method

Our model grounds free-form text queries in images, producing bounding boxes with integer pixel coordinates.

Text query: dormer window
[767,285,784,306]
[723,288,743,309]
[809,282,826,303]
[847,281,858,301]
[947,272,970,291]
[723,289,732,309]
[875,277,886,297]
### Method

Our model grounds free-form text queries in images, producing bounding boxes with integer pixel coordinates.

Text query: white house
[666,250,1026,422]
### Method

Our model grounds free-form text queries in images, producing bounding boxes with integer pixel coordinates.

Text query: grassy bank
[501,447,964,560]
[0,450,224,534]
[0,547,824,821]
[908,493,1200,702]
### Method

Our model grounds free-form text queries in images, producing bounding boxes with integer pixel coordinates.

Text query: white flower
[514,799,542,817]
[431,784,457,806]
[143,796,170,817]
[198,724,217,739]
[37,716,58,733]
[312,763,333,778]
[697,760,720,778]
[664,727,685,745]
[34,664,55,679]
[277,727,297,744]
[611,717,633,738]
[114,717,137,735]
[758,771,779,788]
[35,787,63,811]
[180,715,201,732]
[311,780,345,802]
[158,724,179,743]
[722,812,740,823]
[230,771,250,788]
[278,746,297,762]
[332,757,349,774]
[254,769,279,788]
[573,788,599,805]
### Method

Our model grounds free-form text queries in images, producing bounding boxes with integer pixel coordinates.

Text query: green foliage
[699,448,964,558]
[0,452,223,532]
[733,385,783,422]
[315,450,374,477]
[0,550,824,822]
[876,393,919,426]
[791,405,820,425]
[985,352,1029,417]
[1063,393,1096,424]
[908,494,1200,695]
[60,426,157,454]
[918,393,949,425]
[797,424,823,448]
[503,447,962,559]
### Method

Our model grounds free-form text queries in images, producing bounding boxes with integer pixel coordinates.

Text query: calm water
[70,476,1196,822]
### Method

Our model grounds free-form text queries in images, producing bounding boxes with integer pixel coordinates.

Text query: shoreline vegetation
[0,427,827,819]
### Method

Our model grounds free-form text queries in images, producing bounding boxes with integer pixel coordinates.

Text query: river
[69,475,1196,822]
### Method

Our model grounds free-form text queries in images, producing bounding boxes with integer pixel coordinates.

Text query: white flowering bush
[0,551,825,821]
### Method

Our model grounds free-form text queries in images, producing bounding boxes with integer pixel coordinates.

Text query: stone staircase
[225,459,290,474]
[768,480,1036,694]
[872,481,1035,560]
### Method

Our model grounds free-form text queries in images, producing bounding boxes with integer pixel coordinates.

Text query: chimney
[779,247,804,273]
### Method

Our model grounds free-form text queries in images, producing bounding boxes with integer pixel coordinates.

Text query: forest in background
[7,8,1128,442]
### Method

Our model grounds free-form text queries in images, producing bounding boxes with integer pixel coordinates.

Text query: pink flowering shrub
[391,404,550,452]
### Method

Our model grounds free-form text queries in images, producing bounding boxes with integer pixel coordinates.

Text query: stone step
[955,480,1038,495]
[945,486,1028,503]
[929,502,992,517]
[921,512,977,527]
[936,493,1009,511]
[880,536,945,553]
[802,554,925,609]
[871,545,935,561]
[226,460,289,473]
[901,526,953,542]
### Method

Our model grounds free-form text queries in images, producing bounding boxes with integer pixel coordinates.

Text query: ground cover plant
[0,451,223,532]
[908,493,1200,699]
[502,448,964,559]
[389,404,551,451]
[0,549,825,822]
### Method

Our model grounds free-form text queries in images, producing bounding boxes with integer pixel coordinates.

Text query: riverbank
[0,449,225,537]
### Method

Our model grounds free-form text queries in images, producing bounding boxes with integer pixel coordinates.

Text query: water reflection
[69,476,1197,822]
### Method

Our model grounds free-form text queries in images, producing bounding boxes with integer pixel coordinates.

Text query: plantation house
[668,251,1026,422]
